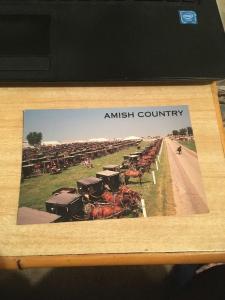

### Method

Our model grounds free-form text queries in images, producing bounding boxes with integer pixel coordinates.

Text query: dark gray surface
[1,265,225,300]
[0,1,225,82]
[0,266,169,300]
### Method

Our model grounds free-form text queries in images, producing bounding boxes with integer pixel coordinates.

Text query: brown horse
[124,169,144,185]
[84,203,124,220]
[91,204,124,219]
[136,161,151,173]
[101,186,141,209]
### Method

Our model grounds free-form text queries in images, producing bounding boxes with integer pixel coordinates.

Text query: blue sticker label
[179,10,198,25]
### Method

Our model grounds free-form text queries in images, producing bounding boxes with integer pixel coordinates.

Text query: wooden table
[0,83,225,269]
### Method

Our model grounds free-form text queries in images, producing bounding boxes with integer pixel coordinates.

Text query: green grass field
[19,140,175,217]
[141,143,175,216]
[19,142,148,210]
[179,140,197,152]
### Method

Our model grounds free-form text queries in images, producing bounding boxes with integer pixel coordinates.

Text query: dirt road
[165,138,209,216]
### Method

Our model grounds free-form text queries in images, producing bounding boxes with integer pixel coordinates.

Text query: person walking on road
[177,146,182,155]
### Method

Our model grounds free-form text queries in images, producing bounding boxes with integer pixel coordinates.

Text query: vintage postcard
[218,80,225,129]
[18,105,209,225]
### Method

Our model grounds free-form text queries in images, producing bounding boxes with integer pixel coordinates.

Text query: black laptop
[0,0,225,83]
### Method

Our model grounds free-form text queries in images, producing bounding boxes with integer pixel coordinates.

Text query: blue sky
[24,105,192,141]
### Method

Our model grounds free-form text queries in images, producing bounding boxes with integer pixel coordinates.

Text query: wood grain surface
[0,84,224,268]
[212,83,225,155]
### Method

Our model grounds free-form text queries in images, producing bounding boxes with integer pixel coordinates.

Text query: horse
[136,161,151,173]
[124,168,144,185]
[101,186,141,209]
[84,203,124,220]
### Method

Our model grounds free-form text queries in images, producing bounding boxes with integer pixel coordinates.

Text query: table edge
[1,252,225,269]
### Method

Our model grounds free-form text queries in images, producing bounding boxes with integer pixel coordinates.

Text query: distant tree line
[26,132,43,146]
[172,127,193,136]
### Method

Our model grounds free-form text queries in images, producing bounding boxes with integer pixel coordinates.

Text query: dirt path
[165,138,209,216]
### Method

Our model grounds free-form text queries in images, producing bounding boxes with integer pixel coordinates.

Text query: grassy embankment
[140,142,175,217]
[178,140,197,152]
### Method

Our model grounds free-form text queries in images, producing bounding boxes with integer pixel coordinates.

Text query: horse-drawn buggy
[45,188,83,220]
[18,207,62,224]
[103,164,120,172]
[77,177,104,199]
[130,151,143,157]
[22,164,35,178]
[96,170,120,192]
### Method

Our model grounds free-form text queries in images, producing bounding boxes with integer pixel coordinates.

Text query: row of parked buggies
[44,139,162,222]
[18,139,162,224]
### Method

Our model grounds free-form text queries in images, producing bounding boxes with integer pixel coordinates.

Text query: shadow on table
[1,264,225,300]
[0,265,168,300]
